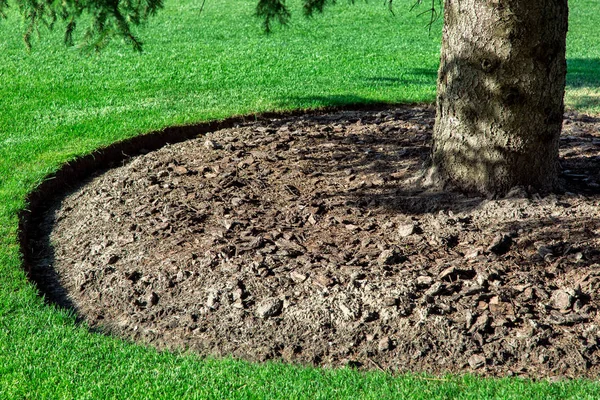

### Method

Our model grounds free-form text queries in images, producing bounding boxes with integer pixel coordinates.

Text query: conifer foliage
[0,0,163,51]
[255,0,332,33]
[1,0,351,50]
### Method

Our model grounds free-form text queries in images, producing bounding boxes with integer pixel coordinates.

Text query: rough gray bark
[430,0,569,195]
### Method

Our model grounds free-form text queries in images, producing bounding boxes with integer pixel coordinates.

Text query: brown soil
[29,105,600,378]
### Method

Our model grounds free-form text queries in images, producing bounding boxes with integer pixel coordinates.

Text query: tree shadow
[275,67,438,109]
[566,58,600,110]
[286,106,600,218]
[569,94,600,110]
[279,105,488,215]
[362,68,437,87]
[494,213,600,273]
[276,94,399,110]
[567,58,600,89]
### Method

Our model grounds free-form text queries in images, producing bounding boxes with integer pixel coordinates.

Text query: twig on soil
[368,357,385,372]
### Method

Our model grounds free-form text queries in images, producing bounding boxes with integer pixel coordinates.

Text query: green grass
[565,1,600,112]
[1,0,599,398]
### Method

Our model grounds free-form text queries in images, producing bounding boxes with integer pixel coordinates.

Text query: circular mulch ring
[28,105,600,378]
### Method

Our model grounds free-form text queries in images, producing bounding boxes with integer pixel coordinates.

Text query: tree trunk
[430,0,569,196]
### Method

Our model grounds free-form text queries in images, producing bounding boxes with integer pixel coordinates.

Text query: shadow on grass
[275,68,438,109]
[567,93,600,110]
[276,94,395,109]
[362,68,438,87]
[567,58,600,89]
[566,58,600,110]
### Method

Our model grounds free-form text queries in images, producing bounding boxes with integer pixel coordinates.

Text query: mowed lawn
[1,0,600,398]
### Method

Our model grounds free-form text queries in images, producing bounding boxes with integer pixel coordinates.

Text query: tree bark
[430,0,569,195]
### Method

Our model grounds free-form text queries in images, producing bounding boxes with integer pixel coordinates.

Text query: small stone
[378,249,406,266]
[313,274,334,287]
[397,223,418,238]
[468,354,486,369]
[522,287,535,301]
[416,275,433,287]
[232,288,244,302]
[290,271,308,283]
[204,139,219,150]
[487,234,512,255]
[221,219,236,231]
[339,303,357,320]
[476,273,489,286]
[232,300,245,309]
[378,336,392,352]
[551,289,574,311]
[465,310,474,329]
[469,312,490,333]
[383,297,398,307]
[515,326,534,339]
[206,291,220,310]
[173,166,188,175]
[438,265,474,281]
[231,197,244,206]
[424,281,444,297]
[147,292,159,306]
[570,252,584,262]
[256,298,283,319]
[464,249,481,259]
[547,310,567,325]
[489,301,515,317]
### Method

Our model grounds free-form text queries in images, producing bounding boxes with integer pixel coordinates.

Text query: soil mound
[29,105,600,378]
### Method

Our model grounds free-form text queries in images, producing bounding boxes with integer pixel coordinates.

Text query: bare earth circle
[32,105,600,378]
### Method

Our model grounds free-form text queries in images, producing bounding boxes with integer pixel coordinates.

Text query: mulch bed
[29,105,600,378]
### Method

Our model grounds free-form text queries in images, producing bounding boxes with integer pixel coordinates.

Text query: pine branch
[410,0,442,32]
[15,0,163,51]
[0,0,8,18]
[255,0,290,33]
[303,0,335,18]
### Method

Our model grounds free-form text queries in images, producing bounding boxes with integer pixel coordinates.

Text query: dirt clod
[397,223,418,238]
[469,354,487,369]
[378,336,393,352]
[552,289,575,311]
[256,298,283,319]
[487,234,513,255]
